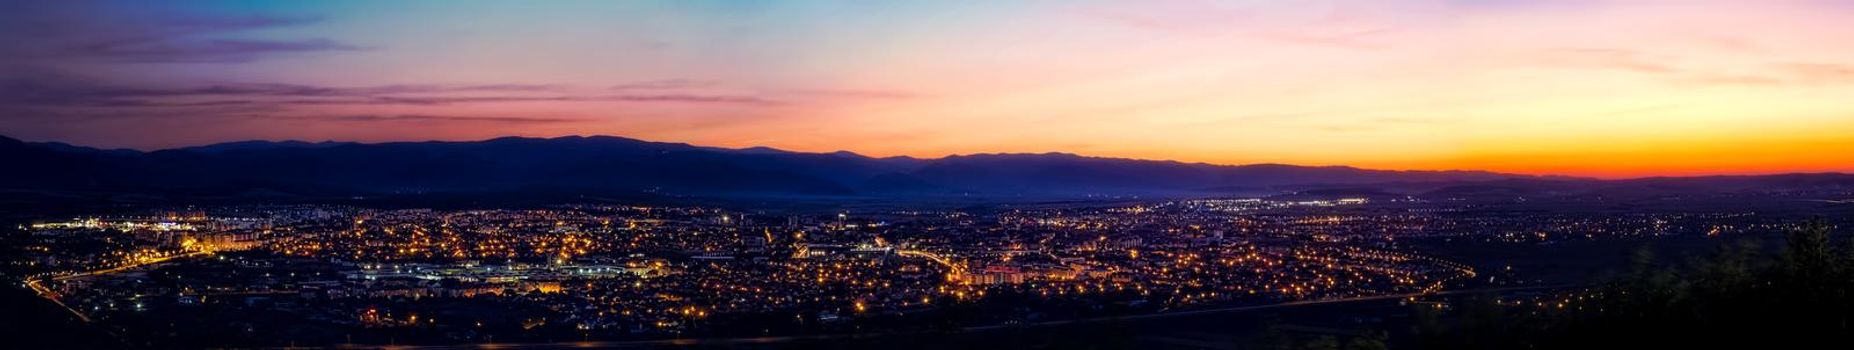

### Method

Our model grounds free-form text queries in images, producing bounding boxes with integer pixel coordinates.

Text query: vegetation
[1412,218,1852,349]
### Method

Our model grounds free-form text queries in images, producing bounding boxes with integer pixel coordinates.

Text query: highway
[20,250,214,323]
[293,284,1574,350]
[22,278,89,323]
[50,251,213,282]
[896,249,966,275]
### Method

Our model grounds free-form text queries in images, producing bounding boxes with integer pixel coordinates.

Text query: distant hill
[174,140,358,154]
[2,134,1845,203]
[1418,174,1854,201]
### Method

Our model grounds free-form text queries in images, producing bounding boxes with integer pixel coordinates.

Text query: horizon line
[11,133,1853,181]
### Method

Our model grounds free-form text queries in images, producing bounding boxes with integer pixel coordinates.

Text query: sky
[2,0,1853,178]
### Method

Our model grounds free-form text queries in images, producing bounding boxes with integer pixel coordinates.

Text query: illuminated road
[20,250,214,323]
[896,249,965,275]
[50,251,213,282]
[23,278,89,322]
[300,284,1573,350]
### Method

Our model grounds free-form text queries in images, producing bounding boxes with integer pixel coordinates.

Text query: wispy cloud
[1538,48,1681,74]
[1076,2,1399,51]
[2,9,360,64]
[0,105,578,124]
[1253,28,1399,51]
[161,15,326,33]
[610,79,720,91]
[278,114,581,124]
[1669,62,1854,87]
[257,94,778,106]
[1782,63,1854,84]
[1,77,777,108]
[49,38,360,64]
[1535,48,1854,88]
[1679,74,1788,86]
[778,88,921,100]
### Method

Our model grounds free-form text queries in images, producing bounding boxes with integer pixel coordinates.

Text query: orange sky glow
[3,1,1853,178]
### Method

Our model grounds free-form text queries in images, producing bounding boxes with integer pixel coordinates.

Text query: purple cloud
[52,38,362,64]
[1,76,776,108]
[1,5,358,65]
[161,15,326,34]
[611,79,721,90]
[278,114,581,124]
[780,88,921,100]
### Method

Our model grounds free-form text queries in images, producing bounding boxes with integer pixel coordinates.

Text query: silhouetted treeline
[1411,218,1852,350]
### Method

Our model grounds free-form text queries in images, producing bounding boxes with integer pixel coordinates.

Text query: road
[50,251,213,282]
[22,278,89,322]
[896,249,966,277]
[297,284,1573,350]
[20,250,214,323]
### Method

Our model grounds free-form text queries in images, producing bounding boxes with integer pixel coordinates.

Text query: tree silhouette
[1413,217,1851,350]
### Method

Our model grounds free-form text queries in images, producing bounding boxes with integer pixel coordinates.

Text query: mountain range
[2,134,1850,204]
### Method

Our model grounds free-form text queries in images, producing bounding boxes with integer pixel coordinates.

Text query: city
[6,1,1854,349]
[6,190,1846,347]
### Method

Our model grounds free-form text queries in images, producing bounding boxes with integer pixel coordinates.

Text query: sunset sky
[3,0,1853,178]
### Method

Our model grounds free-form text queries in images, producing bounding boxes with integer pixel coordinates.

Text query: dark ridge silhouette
[174,140,358,154]
[2,134,1849,203]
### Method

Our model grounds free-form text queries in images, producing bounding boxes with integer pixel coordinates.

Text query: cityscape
[6,189,1849,348]
[6,1,1854,349]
